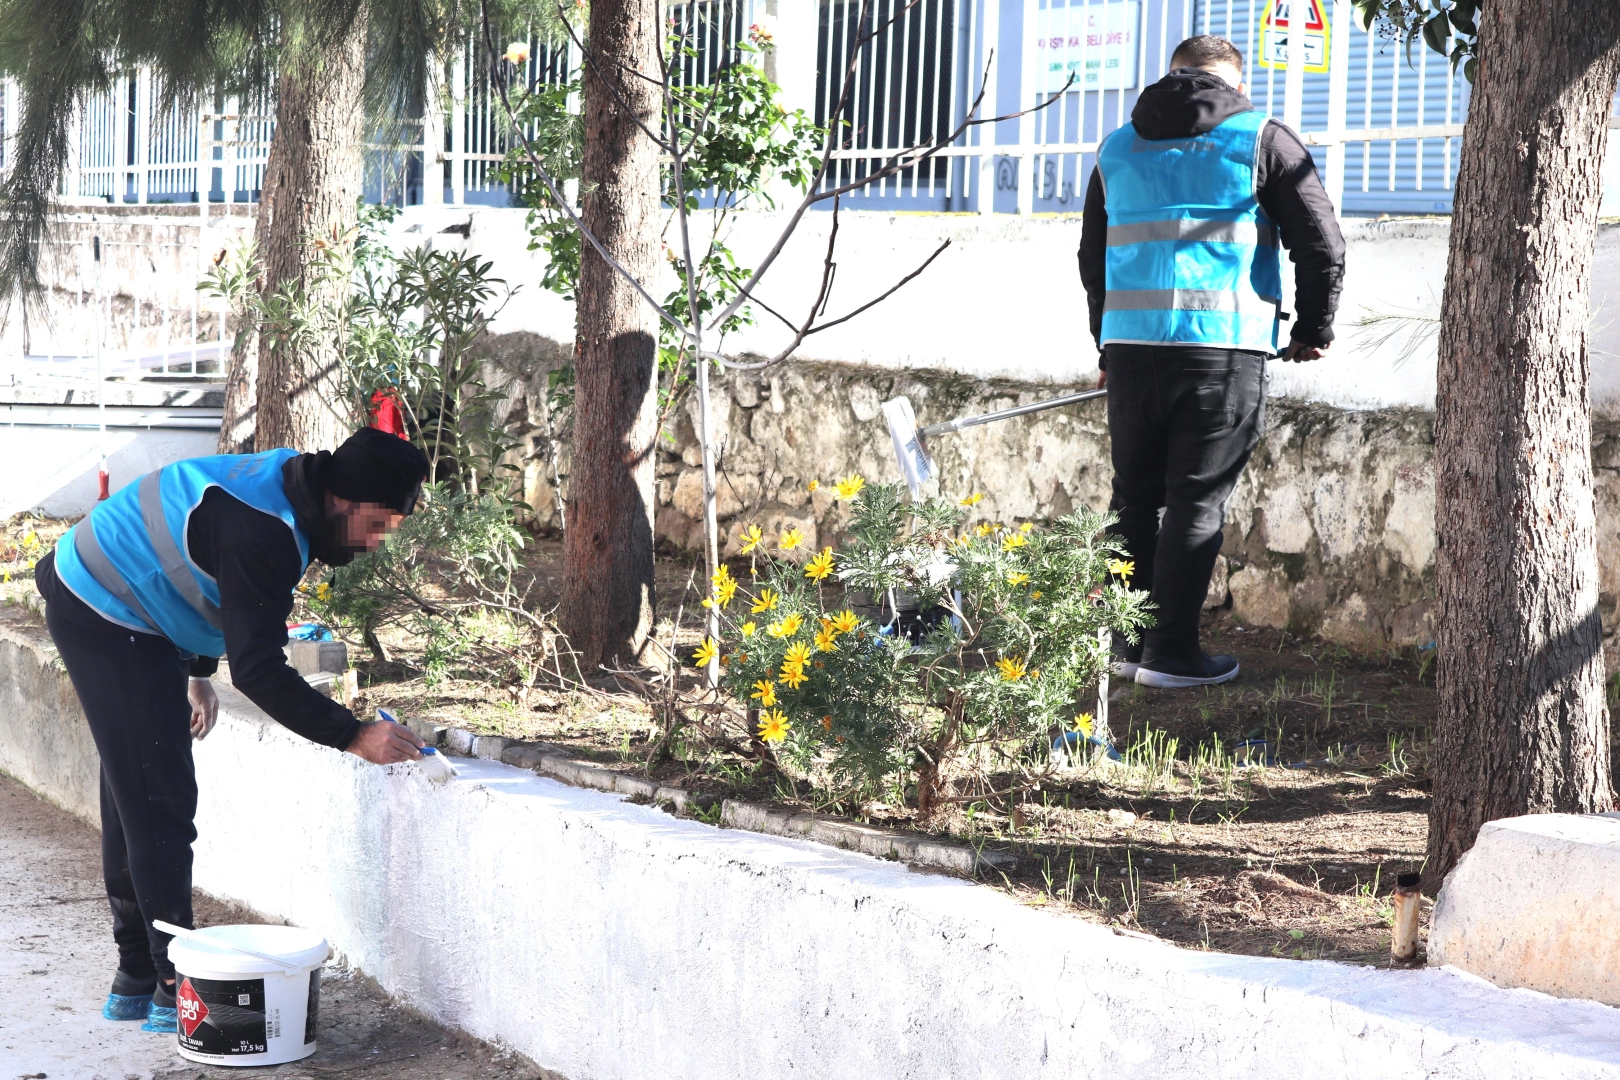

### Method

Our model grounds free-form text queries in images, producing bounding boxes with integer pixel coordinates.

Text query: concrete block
[304,672,337,699]
[444,728,476,756]
[612,774,658,800]
[402,717,446,747]
[500,743,550,770]
[1430,813,1620,1006]
[285,640,347,676]
[471,735,510,760]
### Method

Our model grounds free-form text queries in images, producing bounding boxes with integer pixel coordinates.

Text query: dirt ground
[0,773,554,1080]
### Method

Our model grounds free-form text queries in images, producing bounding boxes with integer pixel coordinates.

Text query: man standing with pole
[1079,34,1345,688]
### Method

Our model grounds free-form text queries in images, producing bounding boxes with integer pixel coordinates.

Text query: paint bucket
[167,924,330,1067]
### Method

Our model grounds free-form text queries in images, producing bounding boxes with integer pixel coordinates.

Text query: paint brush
[378,708,458,784]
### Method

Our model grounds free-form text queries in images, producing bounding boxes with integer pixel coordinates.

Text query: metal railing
[18,1,1502,218]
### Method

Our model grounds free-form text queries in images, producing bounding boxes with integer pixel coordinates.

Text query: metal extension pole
[918,387,1107,438]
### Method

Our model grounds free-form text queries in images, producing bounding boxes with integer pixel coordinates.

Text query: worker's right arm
[1077,166,1109,354]
[190,488,363,752]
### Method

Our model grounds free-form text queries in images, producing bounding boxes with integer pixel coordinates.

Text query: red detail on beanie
[368,388,407,438]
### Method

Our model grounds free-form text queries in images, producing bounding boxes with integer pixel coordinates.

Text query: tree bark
[1428,0,1620,885]
[558,0,661,670]
[249,18,369,453]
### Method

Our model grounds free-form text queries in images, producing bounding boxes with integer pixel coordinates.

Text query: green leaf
[1352,0,1382,33]
[1421,12,1449,56]
[1463,56,1477,84]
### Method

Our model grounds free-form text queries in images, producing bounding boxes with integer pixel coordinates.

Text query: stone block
[285,640,347,676]
[1430,814,1620,1007]
[501,743,551,770]
[403,717,447,747]
[1229,565,1290,629]
[444,728,477,756]
[472,735,510,760]
[1203,555,1230,610]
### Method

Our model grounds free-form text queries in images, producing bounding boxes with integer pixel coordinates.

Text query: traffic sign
[1257,0,1331,74]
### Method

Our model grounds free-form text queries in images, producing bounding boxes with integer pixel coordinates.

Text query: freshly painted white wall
[391,207,1620,415]
[0,425,218,519]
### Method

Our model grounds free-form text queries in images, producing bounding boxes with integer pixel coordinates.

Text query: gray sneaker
[1134,648,1240,689]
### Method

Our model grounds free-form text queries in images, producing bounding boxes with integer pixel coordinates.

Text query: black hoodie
[1078,69,1346,351]
[38,453,363,751]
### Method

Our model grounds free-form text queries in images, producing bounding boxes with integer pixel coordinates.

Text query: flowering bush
[697,479,1152,813]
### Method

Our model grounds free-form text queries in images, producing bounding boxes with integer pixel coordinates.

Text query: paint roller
[882,388,1108,497]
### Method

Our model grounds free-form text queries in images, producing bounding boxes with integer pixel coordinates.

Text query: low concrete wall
[0,621,99,823]
[1431,814,1620,1008]
[3,617,1620,1079]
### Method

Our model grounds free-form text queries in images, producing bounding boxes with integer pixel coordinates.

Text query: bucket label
[175,975,268,1056]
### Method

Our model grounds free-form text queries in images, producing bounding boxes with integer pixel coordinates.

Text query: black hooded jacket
[38,453,362,750]
[1078,70,1346,351]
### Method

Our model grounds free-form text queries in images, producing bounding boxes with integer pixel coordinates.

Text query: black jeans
[38,551,196,983]
[1104,344,1266,655]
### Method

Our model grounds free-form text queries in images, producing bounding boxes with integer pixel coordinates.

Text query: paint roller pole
[94,235,108,501]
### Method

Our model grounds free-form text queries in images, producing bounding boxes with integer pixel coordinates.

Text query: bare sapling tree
[481,0,1068,675]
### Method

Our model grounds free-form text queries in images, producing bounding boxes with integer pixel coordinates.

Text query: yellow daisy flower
[757,709,792,744]
[1007,572,1030,586]
[814,628,837,652]
[738,524,764,554]
[692,638,718,667]
[715,577,738,607]
[829,610,859,635]
[959,492,984,506]
[779,527,806,552]
[768,612,805,639]
[779,665,809,689]
[751,588,780,614]
[807,479,820,493]
[835,474,866,500]
[1002,533,1029,551]
[750,679,778,707]
[975,523,996,538]
[740,621,757,637]
[995,655,1028,681]
[782,642,814,668]
[804,547,836,582]
[1072,713,1094,737]
[1108,558,1135,579]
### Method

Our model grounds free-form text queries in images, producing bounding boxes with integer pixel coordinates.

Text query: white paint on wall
[178,684,1620,1080]
[397,207,1620,415]
[0,425,218,519]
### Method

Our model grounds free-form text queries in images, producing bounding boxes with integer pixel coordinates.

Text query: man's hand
[188,678,218,741]
[346,719,425,765]
[1282,339,1332,362]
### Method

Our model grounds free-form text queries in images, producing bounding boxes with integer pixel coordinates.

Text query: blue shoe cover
[103,992,153,1021]
[141,1005,178,1033]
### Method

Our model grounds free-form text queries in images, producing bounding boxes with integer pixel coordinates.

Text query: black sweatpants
[1104,343,1266,655]
[38,552,195,983]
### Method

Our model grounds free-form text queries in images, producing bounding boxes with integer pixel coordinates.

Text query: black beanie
[326,428,430,514]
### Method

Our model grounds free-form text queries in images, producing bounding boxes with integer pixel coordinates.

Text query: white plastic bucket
[167,924,330,1067]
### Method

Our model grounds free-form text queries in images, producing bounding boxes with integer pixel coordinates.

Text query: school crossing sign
[1257,0,1331,74]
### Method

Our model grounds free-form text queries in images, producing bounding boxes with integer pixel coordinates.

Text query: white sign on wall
[1034,2,1141,95]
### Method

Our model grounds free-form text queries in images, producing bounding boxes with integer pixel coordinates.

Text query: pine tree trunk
[249,20,368,453]
[559,0,661,670]
[1428,0,1620,885]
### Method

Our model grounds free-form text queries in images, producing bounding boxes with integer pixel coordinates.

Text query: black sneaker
[1110,635,1143,679]
[1134,648,1239,688]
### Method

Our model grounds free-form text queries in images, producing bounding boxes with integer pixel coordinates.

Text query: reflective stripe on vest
[52,449,309,657]
[1096,111,1283,353]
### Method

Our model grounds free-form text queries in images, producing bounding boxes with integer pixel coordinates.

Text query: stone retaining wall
[482,348,1620,659]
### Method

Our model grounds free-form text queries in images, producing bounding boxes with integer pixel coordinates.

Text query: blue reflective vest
[1096,110,1283,353]
[53,450,310,658]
